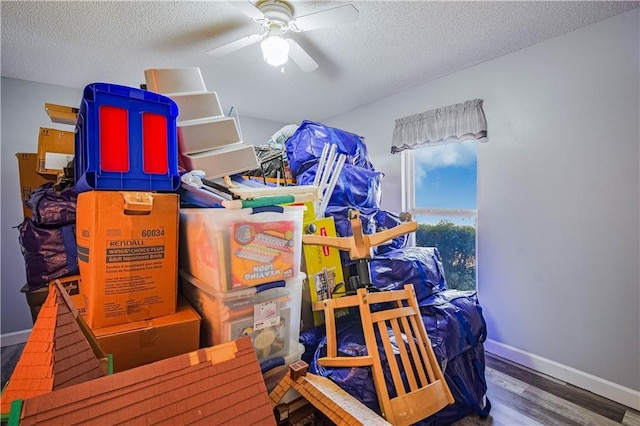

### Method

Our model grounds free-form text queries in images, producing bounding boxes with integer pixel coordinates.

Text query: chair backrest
[317,284,454,426]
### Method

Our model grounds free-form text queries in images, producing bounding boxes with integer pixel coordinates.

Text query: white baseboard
[485,339,640,411]
[0,329,31,347]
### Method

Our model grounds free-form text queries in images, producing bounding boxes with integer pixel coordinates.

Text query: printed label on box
[44,152,73,170]
[228,308,290,361]
[254,301,280,331]
[231,220,296,287]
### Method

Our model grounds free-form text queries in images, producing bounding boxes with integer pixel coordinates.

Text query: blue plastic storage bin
[74,83,181,193]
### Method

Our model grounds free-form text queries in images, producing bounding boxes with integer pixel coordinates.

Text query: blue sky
[413,141,477,226]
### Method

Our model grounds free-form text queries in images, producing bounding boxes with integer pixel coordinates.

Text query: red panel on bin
[99,106,129,172]
[142,113,168,174]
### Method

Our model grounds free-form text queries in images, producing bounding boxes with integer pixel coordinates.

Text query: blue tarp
[285,120,374,176]
[370,247,448,302]
[296,163,383,210]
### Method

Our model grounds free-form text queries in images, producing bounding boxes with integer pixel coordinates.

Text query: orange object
[15,153,57,219]
[315,285,455,425]
[36,127,74,175]
[76,191,179,329]
[92,297,201,373]
[13,337,275,426]
[0,282,107,419]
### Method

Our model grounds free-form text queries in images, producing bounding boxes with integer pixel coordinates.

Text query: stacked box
[15,153,57,219]
[179,269,303,364]
[76,191,179,329]
[36,128,74,175]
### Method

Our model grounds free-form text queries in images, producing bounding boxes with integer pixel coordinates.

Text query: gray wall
[1,78,83,336]
[0,77,285,336]
[324,9,639,394]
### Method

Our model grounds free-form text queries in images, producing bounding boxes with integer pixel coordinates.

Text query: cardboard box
[92,297,201,372]
[76,191,179,329]
[16,153,58,219]
[36,127,74,175]
[301,216,347,327]
[44,103,78,125]
[21,275,86,324]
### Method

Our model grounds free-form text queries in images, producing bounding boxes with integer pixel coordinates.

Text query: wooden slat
[300,374,392,426]
[377,321,406,398]
[398,315,428,388]
[407,314,436,383]
[389,381,452,426]
[389,318,418,392]
[358,289,393,422]
[323,300,338,359]
[365,290,411,305]
[370,307,417,323]
[404,286,454,404]
[317,356,373,368]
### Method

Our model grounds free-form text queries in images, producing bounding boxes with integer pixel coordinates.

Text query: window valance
[391,99,487,154]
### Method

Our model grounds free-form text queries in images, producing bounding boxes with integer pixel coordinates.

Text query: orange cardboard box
[76,191,179,329]
[92,297,201,372]
[16,153,58,219]
[44,102,78,126]
[36,127,74,175]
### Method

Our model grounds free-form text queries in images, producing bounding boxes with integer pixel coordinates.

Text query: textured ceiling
[2,1,638,123]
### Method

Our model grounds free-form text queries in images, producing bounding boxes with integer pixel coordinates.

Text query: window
[402,141,478,291]
[392,98,486,291]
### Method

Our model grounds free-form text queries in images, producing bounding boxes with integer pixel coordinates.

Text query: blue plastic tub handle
[255,280,287,293]
[260,356,285,373]
[251,205,284,215]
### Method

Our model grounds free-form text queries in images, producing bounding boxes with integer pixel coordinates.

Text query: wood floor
[453,354,640,426]
[2,343,639,425]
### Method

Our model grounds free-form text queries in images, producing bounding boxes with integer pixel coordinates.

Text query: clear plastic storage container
[179,205,305,290]
[179,269,304,363]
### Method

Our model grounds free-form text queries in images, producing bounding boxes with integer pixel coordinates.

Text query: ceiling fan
[206,0,359,72]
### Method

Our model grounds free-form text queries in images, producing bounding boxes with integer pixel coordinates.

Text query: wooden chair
[315,285,454,425]
[302,210,455,425]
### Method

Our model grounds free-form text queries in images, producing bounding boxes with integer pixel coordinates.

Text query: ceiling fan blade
[290,4,359,32]
[206,33,263,57]
[232,1,267,22]
[288,39,318,72]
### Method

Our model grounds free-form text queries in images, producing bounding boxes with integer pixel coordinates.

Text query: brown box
[16,153,57,219]
[92,297,201,373]
[36,127,74,175]
[21,275,87,324]
[76,191,179,329]
[44,103,78,126]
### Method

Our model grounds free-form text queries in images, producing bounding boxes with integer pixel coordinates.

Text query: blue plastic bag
[26,183,77,227]
[285,120,374,176]
[297,163,383,210]
[18,219,79,290]
[370,247,448,302]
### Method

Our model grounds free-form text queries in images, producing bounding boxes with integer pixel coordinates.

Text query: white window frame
[401,149,479,289]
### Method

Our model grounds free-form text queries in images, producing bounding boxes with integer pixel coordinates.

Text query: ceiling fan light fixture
[261,35,290,67]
